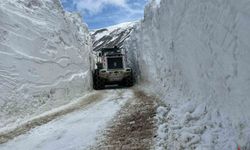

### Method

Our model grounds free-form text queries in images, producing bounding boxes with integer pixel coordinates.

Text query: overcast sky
[60,0,148,29]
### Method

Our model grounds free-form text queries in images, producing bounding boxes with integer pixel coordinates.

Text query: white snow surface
[125,0,250,149]
[0,0,92,128]
[0,89,133,150]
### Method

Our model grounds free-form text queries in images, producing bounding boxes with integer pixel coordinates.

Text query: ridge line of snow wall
[0,0,92,128]
[125,0,250,147]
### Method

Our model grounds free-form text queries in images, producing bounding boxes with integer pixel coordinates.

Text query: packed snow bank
[125,0,250,149]
[0,0,92,128]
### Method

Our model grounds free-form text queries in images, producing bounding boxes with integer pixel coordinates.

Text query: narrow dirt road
[92,90,157,150]
[0,89,158,150]
[0,89,134,150]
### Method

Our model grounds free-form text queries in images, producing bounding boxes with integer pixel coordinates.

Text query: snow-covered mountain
[0,0,91,128]
[125,0,250,149]
[91,22,136,51]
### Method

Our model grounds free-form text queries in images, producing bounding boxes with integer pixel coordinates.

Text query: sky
[60,0,148,29]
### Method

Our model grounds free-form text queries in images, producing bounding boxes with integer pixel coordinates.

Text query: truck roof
[100,47,121,56]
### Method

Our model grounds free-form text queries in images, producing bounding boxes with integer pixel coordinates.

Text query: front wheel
[93,70,105,90]
[125,77,133,87]
[124,72,134,87]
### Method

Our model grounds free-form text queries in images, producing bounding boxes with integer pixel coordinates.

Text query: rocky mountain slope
[0,0,91,128]
[91,22,136,51]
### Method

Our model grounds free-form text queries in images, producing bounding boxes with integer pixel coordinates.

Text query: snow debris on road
[0,89,134,150]
[154,90,248,150]
[0,91,103,144]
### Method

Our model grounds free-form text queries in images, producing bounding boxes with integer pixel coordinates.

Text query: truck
[92,46,134,90]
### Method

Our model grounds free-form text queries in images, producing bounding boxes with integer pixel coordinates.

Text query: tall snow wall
[0,0,92,127]
[125,0,250,147]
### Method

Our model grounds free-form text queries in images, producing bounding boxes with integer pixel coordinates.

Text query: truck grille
[107,57,123,69]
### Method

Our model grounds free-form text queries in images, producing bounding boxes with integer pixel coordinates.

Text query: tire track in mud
[0,91,104,144]
[93,90,158,150]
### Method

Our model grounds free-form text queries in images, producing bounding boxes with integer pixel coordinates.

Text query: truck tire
[96,77,105,89]
[93,70,105,90]
[124,72,133,87]
[93,71,98,90]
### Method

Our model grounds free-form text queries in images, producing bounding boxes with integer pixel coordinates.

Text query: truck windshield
[107,57,123,69]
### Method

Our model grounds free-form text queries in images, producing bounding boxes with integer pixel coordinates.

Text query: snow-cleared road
[91,90,157,150]
[0,89,138,150]
[0,89,157,150]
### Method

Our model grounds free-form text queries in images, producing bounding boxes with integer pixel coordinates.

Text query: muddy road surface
[92,90,157,150]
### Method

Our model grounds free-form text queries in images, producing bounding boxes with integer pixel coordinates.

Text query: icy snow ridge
[0,0,91,128]
[125,0,250,149]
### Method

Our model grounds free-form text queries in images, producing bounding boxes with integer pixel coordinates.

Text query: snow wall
[0,0,92,127]
[125,0,250,148]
